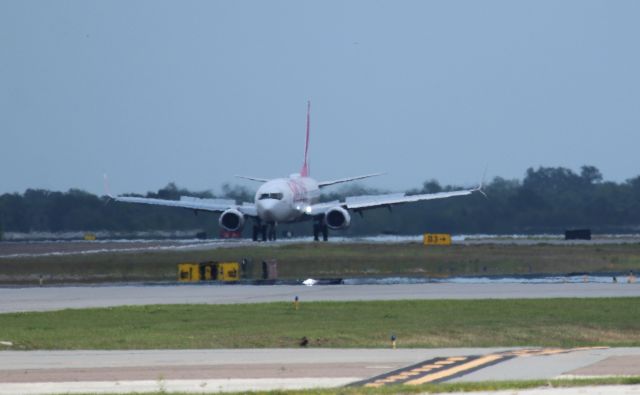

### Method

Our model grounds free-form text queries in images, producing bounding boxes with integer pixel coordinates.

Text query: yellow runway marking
[503,346,608,358]
[357,347,609,388]
[405,354,505,385]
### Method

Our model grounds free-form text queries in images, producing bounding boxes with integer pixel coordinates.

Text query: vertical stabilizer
[300,100,311,177]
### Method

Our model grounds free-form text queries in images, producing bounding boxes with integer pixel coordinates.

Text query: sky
[1,1,639,196]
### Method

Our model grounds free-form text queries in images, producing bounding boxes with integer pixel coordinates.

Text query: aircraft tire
[261,225,267,242]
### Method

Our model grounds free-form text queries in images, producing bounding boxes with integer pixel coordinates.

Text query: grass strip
[2,242,640,284]
[1,298,639,350]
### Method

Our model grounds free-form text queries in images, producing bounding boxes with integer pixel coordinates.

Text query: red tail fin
[300,100,311,177]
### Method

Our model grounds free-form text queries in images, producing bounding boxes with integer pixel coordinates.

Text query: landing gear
[267,223,277,241]
[252,220,276,242]
[252,221,265,241]
[313,221,329,242]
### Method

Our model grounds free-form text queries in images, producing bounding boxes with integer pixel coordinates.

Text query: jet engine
[219,209,245,232]
[324,207,351,230]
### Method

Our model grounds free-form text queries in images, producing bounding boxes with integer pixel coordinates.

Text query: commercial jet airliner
[112,102,483,241]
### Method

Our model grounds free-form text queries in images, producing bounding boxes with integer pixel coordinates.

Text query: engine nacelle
[219,209,245,232]
[325,207,351,230]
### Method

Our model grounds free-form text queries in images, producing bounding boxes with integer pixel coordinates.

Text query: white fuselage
[255,174,320,223]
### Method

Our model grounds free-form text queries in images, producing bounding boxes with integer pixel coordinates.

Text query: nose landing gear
[252,221,277,241]
[267,223,277,241]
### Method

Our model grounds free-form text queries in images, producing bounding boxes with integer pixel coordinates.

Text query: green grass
[2,242,640,284]
[64,377,640,395]
[1,298,640,350]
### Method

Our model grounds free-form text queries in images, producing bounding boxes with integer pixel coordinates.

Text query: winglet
[103,173,114,198]
[317,172,385,188]
[474,165,488,199]
[300,100,311,177]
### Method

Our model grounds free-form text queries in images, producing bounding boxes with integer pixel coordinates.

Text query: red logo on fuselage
[288,180,308,203]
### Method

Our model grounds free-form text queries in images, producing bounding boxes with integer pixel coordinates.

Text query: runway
[1,348,639,394]
[2,234,639,258]
[2,270,639,394]
[1,282,639,313]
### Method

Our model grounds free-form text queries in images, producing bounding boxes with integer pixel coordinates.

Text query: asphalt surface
[2,242,639,394]
[1,348,639,394]
[2,235,639,258]
[1,282,639,313]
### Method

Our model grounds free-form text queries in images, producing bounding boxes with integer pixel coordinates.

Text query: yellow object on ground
[423,233,452,245]
[178,263,201,282]
[217,262,240,281]
[178,262,239,282]
[83,233,96,241]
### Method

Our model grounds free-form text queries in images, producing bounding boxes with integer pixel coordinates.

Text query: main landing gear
[313,220,329,242]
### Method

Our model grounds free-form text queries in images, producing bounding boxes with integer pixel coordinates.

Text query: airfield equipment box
[565,229,591,240]
[261,260,278,280]
[423,233,452,246]
[178,261,240,282]
[217,262,240,281]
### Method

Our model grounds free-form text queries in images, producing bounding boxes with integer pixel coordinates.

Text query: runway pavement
[2,234,639,258]
[1,282,639,313]
[1,348,639,394]
[2,272,639,394]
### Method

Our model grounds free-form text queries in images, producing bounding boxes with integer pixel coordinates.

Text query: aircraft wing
[317,173,384,188]
[344,189,477,210]
[112,195,257,216]
[308,188,479,215]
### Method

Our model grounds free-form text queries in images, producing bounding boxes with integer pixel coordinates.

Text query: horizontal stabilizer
[318,173,384,188]
[234,175,269,183]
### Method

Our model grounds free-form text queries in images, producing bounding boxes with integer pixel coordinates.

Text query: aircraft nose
[258,200,277,220]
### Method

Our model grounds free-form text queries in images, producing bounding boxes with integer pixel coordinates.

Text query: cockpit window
[259,193,283,200]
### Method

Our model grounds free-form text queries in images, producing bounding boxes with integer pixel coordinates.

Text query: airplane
[111,101,484,241]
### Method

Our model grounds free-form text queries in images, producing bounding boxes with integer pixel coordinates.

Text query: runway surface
[2,261,639,393]
[2,234,639,258]
[1,348,639,394]
[1,282,639,313]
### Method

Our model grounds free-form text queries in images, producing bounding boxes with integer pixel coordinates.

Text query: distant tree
[580,165,603,184]
[319,184,386,203]
[145,183,215,200]
[2,165,640,236]
[220,183,254,202]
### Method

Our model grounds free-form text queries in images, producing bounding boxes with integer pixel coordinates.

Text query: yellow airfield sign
[423,233,452,246]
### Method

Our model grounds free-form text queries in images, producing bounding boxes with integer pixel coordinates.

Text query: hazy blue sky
[2,1,639,196]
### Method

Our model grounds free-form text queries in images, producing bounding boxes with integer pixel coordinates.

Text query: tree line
[1,165,640,238]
